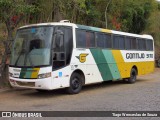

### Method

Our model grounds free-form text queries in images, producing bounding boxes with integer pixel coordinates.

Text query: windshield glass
[10,26,53,67]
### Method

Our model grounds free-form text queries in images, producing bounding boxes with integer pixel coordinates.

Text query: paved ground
[0,68,160,119]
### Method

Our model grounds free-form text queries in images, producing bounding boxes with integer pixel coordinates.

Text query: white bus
[9,21,154,94]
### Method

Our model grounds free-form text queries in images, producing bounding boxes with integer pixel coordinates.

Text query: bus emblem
[76,54,88,63]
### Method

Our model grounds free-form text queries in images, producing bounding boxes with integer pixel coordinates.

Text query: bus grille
[16,81,35,87]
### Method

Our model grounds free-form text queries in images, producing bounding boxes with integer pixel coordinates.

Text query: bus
[9,20,154,94]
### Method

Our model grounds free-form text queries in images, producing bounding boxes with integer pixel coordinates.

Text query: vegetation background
[0,0,160,86]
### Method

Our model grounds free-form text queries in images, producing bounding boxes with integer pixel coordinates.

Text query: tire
[66,73,82,94]
[128,68,137,84]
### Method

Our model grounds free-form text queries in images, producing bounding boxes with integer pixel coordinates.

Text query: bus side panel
[51,66,72,89]
[112,50,155,79]
[70,49,103,84]
[90,49,121,81]
[111,50,131,78]
[102,49,121,80]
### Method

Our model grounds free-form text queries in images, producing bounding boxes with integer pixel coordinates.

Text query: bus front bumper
[9,77,53,90]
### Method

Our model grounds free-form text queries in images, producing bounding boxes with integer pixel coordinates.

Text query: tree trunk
[0,19,13,80]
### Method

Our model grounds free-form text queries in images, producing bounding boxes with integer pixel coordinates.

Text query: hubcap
[72,78,80,90]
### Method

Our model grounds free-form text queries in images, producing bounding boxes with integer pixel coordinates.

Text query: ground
[0,68,160,119]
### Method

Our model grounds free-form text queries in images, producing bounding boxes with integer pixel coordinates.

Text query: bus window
[53,26,73,70]
[96,33,111,49]
[86,31,95,48]
[104,34,112,48]
[125,37,131,50]
[113,35,125,50]
[131,37,137,50]
[137,38,146,50]
[64,27,73,64]
[96,33,105,48]
[119,36,125,49]
[76,29,86,48]
[113,35,119,49]
[146,39,153,51]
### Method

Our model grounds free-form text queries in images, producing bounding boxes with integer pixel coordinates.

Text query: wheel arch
[132,65,138,75]
[71,69,85,85]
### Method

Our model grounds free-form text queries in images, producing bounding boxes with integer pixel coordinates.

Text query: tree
[0,0,39,78]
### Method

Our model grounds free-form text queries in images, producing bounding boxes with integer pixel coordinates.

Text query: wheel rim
[71,77,80,90]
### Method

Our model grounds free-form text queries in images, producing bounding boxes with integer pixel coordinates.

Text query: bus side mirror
[53,30,64,48]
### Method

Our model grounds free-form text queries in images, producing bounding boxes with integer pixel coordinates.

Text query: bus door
[52,26,73,86]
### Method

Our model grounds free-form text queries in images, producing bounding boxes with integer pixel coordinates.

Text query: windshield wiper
[15,48,26,66]
[14,48,34,67]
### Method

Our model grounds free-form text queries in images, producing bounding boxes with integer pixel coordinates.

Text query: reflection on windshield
[10,26,53,67]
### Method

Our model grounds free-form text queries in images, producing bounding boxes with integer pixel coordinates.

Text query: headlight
[38,72,51,79]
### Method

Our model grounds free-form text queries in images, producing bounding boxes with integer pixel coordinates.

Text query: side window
[86,31,95,48]
[119,36,125,49]
[104,34,112,48]
[125,37,131,50]
[64,27,73,64]
[146,39,153,51]
[53,27,65,52]
[131,37,137,50]
[96,33,105,48]
[76,30,86,48]
[137,38,146,50]
[76,29,95,48]
[113,35,124,49]
[113,35,119,49]
[53,26,73,70]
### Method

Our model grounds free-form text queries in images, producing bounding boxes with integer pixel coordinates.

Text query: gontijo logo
[76,53,88,63]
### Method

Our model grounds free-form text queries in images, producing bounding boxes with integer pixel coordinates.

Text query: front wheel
[127,68,137,84]
[66,73,82,94]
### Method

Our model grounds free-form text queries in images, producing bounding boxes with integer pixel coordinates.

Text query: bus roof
[76,24,153,40]
[19,22,153,40]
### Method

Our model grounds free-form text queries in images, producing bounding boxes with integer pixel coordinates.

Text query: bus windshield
[10,26,53,67]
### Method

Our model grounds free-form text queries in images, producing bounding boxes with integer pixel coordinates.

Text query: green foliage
[0,0,37,20]
[0,0,159,44]
[106,0,156,34]
[0,0,160,77]
[0,0,41,41]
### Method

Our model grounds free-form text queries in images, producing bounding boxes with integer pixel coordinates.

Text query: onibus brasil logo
[76,53,88,63]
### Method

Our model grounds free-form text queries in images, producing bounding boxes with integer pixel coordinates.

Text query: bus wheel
[67,73,82,94]
[128,68,137,84]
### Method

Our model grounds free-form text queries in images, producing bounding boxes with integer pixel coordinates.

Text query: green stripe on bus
[20,68,27,78]
[25,68,33,78]
[102,50,121,80]
[90,49,121,81]
[90,49,113,81]
[20,68,34,78]
[77,24,101,32]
